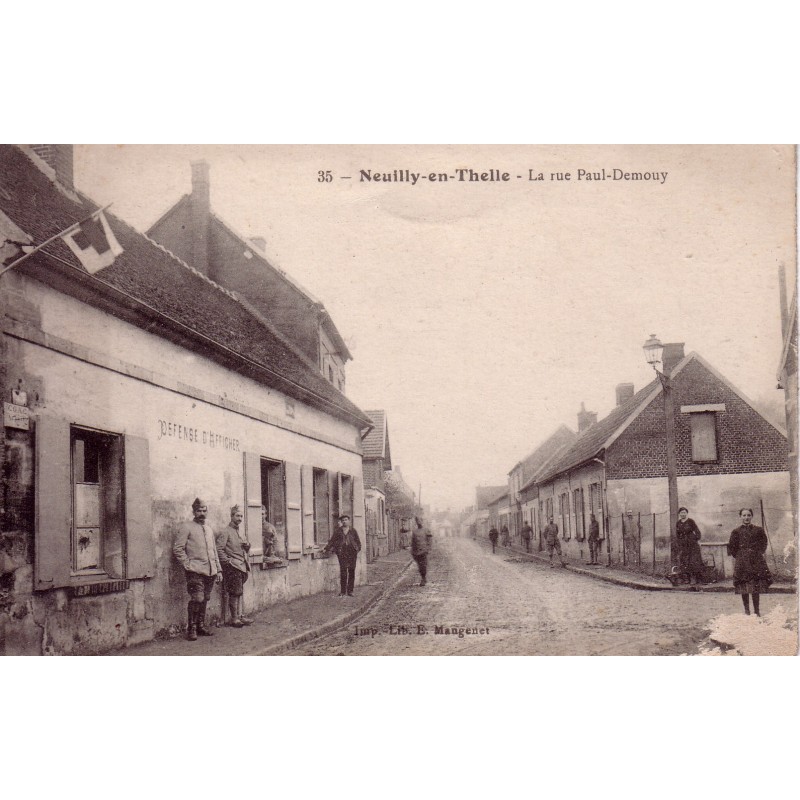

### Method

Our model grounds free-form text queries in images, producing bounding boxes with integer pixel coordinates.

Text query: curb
[491,542,796,594]
[253,557,416,655]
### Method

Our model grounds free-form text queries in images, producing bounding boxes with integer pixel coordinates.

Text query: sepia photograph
[0,143,796,657]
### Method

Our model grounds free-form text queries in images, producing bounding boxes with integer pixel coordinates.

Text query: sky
[74,145,796,512]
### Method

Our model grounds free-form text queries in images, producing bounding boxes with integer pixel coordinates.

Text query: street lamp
[642,334,679,567]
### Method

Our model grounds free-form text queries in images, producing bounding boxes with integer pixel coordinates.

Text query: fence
[607,503,795,580]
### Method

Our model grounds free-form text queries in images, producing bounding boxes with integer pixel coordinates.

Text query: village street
[291,538,797,656]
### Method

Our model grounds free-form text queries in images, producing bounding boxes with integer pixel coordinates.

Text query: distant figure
[521,522,533,553]
[727,508,772,616]
[216,504,253,628]
[323,514,362,597]
[501,524,510,547]
[488,526,499,554]
[675,507,705,585]
[588,513,600,565]
[400,524,410,550]
[411,516,433,586]
[543,517,566,568]
[173,497,222,641]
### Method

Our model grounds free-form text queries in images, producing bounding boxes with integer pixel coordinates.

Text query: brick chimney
[662,342,685,376]
[615,383,635,406]
[30,144,74,189]
[577,402,597,433]
[190,160,211,277]
[249,236,266,252]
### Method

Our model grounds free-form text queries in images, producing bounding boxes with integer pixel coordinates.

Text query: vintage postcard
[0,144,796,656]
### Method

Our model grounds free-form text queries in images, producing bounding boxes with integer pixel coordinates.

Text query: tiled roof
[536,378,661,484]
[515,425,578,490]
[362,410,388,458]
[475,485,507,509]
[0,145,371,427]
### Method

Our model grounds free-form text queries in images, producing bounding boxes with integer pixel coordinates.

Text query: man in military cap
[173,498,222,641]
[216,504,253,628]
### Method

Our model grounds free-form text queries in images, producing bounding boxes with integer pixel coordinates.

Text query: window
[261,458,286,554]
[574,488,585,540]
[690,412,718,462]
[71,428,124,576]
[559,493,570,539]
[35,418,153,591]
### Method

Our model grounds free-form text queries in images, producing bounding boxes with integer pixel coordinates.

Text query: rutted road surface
[291,538,795,655]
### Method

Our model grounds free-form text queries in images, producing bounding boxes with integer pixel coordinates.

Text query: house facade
[361,409,391,561]
[534,346,792,577]
[0,145,372,655]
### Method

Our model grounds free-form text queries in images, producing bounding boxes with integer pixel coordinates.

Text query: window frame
[689,411,719,463]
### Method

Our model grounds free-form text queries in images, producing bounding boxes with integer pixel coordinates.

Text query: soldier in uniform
[216,504,253,628]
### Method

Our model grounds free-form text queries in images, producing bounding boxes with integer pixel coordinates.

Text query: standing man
[543,516,566,568]
[324,514,362,596]
[521,521,533,553]
[216,504,253,628]
[411,516,433,586]
[588,513,601,565]
[173,497,222,641]
[488,526,499,553]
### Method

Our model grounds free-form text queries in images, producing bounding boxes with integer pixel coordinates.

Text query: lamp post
[643,334,679,566]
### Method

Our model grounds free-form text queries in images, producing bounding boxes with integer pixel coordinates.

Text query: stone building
[0,145,372,654]
[361,409,391,560]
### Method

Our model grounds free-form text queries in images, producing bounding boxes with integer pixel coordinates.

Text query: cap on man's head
[230,504,242,515]
[192,498,206,510]
[339,514,350,521]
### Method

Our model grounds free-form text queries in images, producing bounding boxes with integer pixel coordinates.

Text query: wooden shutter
[330,471,341,531]
[353,475,365,526]
[243,452,263,555]
[124,435,154,578]
[35,416,72,590]
[301,465,314,549]
[285,462,303,559]
[691,412,718,461]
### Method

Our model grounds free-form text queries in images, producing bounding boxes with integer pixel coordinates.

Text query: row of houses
[0,145,413,654]
[465,341,795,581]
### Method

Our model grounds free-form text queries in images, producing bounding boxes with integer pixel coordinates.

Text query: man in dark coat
[411,516,433,586]
[488,526,499,553]
[324,514,362,596]
[588,514,601,565]
[543,517,566,568]
[521,522,533,553]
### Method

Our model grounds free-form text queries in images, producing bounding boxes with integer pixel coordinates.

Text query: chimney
[662,342,685,376]
[615,382,635,406]
[30,144,74,189]
[577,402,598,433]
[249,236,266,252]
[190,160,211,277]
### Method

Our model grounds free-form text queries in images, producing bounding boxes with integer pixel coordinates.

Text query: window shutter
[124,435,154,578]
[243,452,263,554]
[353,475,365,527]
[691,413,718,461]
[301,465,314,548]
[330,471,341,531]
[35,416,72,590]
[285,462,303,559]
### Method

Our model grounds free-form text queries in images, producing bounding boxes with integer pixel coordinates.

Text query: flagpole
[0,204,112,280]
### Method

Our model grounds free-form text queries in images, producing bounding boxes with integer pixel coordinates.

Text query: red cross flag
[61,209,123,274]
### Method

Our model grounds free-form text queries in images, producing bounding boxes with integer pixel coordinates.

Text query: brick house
[0,145,372,654]
[147,161,351,393]
[533,345,791,577]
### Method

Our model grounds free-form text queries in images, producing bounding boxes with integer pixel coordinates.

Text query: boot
[229,597,243,627]
[187,602,198,641]
[238,597,253,626]
[196,601,214,636]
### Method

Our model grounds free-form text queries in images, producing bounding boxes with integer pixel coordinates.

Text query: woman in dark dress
[675,507,705,585]
[727,508,772,616]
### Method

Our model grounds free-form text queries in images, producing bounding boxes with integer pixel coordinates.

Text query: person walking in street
[521,522,533,553]
[488,526,499,553]
[588,513,601,565]
[216,504,253,628]
[323,514,362,596]
[543,517,566,568]
[173,497,222,641]
[727,508,772,616]
[501,524,510,547]
[411,516,433,586]
[675,507,705,586]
